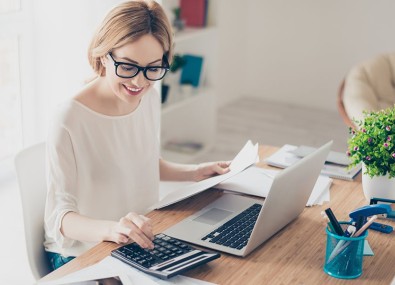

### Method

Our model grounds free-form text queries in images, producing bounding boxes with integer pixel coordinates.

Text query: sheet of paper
[159,181,194,200]
[265,144,361,181]
[306,176,332,206]
[37,256,135,285]
[216,166,332,206]
[38,256,217,285]
[310,182,330,206]
[215,167,276,197]
[152,140,259,209]
[289,145,351,166]
[264,144,301,168]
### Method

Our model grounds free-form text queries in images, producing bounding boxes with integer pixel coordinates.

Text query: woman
[44,0,229,270]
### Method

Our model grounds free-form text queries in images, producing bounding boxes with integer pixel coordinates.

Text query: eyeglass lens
[116,64,167,80]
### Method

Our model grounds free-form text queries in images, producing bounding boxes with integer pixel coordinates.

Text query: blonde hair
[88,0,173,77]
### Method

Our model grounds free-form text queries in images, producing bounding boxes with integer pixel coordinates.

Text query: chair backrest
[337,78,356,129]
[14,142,51,280]
[341,52,395,124]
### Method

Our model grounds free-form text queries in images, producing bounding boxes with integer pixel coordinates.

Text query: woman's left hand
[193,161,231,181]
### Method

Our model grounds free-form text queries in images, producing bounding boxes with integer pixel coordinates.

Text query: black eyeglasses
[107,53,170,81]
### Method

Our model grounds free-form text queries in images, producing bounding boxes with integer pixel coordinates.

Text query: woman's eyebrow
[118,56,162,65]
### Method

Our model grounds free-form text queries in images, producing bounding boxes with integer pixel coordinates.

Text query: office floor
[0,97,349,284]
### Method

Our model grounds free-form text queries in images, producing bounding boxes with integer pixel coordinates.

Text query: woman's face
[104,34,164,105]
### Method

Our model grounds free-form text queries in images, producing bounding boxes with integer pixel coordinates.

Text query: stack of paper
[215,166,331,206]
[264,145,361,181]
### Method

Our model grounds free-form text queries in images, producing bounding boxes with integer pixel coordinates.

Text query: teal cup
[323,222,368,279]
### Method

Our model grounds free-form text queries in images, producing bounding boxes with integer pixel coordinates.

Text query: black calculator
[111,233,220,279]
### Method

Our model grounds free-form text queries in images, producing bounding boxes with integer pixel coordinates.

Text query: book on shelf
[180,0,207,27]
[180,54,204,87]
[264,144,361,181]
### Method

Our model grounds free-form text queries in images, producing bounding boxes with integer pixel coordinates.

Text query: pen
[327,225,356,263]
[321,211,336,233]
[354,215,378,237]
[325,208,344,236]
[355,215,364,231]
[327,215,377,264]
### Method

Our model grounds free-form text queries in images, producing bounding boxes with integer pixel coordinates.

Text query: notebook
[265,144,361,181]
[164,141,332,257]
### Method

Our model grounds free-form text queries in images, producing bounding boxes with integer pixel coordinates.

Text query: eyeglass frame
[107,52,170,81]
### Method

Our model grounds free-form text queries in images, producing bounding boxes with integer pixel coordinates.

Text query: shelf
[160,87,216,163]
[160,1,218,164]
[174,27,217,44]
[161,87,213,115]
[161,144,212,163]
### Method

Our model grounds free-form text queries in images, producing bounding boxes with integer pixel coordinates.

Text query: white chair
[14,142,51,280]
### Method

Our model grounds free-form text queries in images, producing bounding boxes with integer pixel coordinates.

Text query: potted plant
[161,54,185,104]
[172,7,185,31]
[347,106,395,200]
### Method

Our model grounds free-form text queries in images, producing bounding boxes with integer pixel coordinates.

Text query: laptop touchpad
[193,208,233,225]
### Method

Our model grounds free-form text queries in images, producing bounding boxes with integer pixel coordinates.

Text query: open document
[152,140,259,209]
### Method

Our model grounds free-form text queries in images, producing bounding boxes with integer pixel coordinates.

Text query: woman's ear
[100,56,106,67]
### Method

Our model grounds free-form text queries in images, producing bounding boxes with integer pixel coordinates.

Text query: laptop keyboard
[201,203,262,250]
[111,233,220,279]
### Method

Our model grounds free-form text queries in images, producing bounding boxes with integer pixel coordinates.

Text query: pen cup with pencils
[323,222,368,279]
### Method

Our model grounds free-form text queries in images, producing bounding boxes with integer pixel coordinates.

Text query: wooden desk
[40,145,395,284]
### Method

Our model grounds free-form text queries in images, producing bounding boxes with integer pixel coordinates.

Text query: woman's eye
[121,65,136,72]
[148,67,159,73]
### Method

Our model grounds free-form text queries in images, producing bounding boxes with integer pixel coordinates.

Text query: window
[0,0,27,160]
[0,0,20,13]
[0,37,22,160]
[0,0,122,161]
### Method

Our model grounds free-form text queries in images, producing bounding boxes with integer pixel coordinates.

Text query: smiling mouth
[123,84,143,96]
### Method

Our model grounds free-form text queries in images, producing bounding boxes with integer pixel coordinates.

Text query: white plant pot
[362,163,395,201]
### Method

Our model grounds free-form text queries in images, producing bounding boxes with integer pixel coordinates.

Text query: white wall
[218,0,395,111]
[30,0,123,144]
[216,0,249,106]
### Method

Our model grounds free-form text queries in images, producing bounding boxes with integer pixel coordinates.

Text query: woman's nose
[131,71,147,87]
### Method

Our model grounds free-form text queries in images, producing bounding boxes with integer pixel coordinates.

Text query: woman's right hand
[108,212,154,249]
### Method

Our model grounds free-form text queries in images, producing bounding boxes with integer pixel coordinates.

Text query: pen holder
[323,222,368,279]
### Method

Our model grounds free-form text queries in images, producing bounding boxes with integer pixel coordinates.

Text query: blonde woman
[44,0,229,270]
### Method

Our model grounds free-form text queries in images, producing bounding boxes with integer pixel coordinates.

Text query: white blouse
[44,89,161,257]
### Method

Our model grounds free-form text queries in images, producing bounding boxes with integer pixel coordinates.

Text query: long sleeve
[44,124,79,251]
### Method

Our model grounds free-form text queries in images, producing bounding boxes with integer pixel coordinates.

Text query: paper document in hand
[215,166,332,206]
[152,140,259,209]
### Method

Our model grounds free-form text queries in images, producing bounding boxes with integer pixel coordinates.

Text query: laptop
[164,141,332,256]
